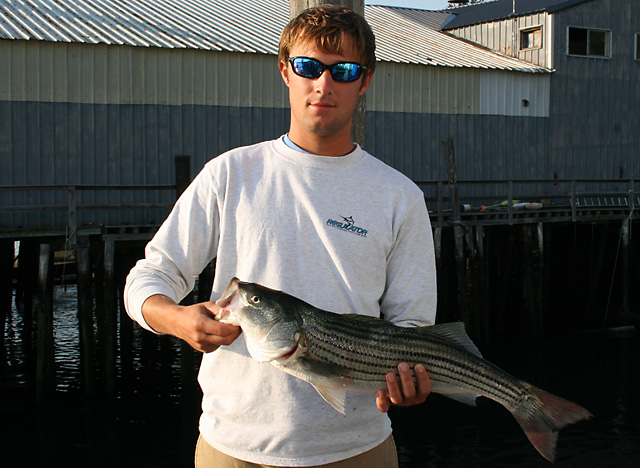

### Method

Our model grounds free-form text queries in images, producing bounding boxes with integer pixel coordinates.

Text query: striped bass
[215,278,592,462]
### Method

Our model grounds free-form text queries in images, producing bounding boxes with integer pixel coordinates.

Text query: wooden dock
[2,162,639,399]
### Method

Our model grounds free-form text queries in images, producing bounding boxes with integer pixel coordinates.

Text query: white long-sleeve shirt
[124,137,437,466]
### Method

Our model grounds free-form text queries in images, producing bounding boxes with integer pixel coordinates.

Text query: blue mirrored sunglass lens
[292,58,324,78]
[331,64,362,82]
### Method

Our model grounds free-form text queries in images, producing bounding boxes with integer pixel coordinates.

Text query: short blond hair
[278,5,376,76]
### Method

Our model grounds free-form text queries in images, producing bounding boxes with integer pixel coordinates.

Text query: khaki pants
[194,434,399,468]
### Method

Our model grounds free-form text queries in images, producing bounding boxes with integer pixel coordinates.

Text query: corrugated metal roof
[367,5,547,72]
[0,0,548,72]
[371,5,452,30]
[442,0,592,30]
[0,0,286,51]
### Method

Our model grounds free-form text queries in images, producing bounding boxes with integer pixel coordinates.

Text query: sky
[365,0,452,10]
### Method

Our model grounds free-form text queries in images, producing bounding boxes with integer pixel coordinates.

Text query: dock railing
[416,178,639,227]
[1,183,177,241]
[2,177,638,240]
[0,155,192,242]
[0,184,177,243]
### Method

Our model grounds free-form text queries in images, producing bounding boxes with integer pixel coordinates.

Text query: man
[124,5,437,467]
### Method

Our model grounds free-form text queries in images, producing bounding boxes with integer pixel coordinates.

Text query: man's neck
[287,128,356,157]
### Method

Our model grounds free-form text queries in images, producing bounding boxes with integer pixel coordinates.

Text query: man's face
[279,35,372,154]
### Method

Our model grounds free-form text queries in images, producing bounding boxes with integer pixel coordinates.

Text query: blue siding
[1,101,290,186]
[366,111,552,181]
[548,1,640,180]
[0,101,289,229]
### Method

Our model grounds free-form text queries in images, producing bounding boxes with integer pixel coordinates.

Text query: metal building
[3,0,628,233]
[444,0,640,180]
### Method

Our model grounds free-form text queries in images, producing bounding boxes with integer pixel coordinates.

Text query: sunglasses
[288,56,366,83]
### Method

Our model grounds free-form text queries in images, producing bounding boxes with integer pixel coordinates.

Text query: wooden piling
[467,225,491,345]
[16,239,38,332]
[433,227,442,265]
[117,242,145,382]
[0,240,14,358]
[36,243,55,401]
[93,237,108,389]
[492,226,517,334]
[621,219,631,325]
[443,137,471,327]
[462,225,477,332]
[522,223,545,336]
[76,235,95,394]
[584,224,609,327]
[103,240,118,394]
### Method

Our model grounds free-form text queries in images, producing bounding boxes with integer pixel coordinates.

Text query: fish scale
[301,310,527,407]
[216,278,592,462]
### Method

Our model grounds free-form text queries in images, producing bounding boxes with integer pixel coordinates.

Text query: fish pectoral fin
[440,389,480,407]
[311,383,347,415]
[420,322,483,358]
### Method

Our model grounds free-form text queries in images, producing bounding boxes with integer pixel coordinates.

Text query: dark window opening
[588,30,607,56]
[520,27,543,50]
[568,27,610,58]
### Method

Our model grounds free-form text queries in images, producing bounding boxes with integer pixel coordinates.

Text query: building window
[636,33,640,60]
[520,26,543,50]
[568,27,610,57]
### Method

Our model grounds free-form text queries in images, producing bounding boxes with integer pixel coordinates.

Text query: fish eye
[250,295,261,304]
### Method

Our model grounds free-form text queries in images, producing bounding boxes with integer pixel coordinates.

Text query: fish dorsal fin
[420,322,483,358]
[311,383,347,415]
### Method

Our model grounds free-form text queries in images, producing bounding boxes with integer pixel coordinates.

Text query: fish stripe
[302,319,526,407]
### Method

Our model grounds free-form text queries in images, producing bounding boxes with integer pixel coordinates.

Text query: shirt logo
[326,215,368,237]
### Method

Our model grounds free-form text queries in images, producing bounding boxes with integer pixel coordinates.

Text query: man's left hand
[376,363,431,413]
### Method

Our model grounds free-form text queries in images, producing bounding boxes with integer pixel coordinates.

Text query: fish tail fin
[512,386,592,463]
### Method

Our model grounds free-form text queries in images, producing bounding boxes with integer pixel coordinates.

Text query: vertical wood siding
[449,12,553,68]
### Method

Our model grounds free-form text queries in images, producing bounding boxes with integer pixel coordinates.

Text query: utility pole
[288,0,367,148]
[289,0,363,17]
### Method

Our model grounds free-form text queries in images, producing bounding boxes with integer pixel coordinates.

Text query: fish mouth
[214,278,242,325]
[216,277,240,309]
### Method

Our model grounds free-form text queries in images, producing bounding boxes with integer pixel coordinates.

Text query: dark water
[2,286,639,467]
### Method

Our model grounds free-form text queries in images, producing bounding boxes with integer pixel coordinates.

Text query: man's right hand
[141,295,242,353]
